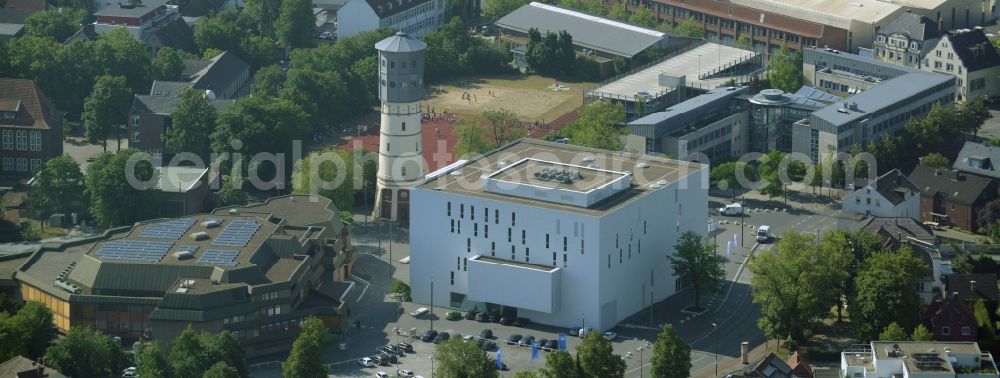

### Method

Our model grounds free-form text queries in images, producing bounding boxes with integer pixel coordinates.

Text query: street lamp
[636,339,650,378]
[713,322,719,376]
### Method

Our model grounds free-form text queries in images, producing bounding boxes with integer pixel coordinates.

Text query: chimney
[741,341,750,364]
[939,19,945,34]
[971,280,977,293]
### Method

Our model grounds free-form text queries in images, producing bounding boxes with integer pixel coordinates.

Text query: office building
[337,0,444,38]
[0,78,63,180]
[841,341,999,377]
[409,139,709,331]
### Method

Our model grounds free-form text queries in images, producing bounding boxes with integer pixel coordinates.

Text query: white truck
[756,225,771,243]
[409,307,429,317]
[718,203,743,216]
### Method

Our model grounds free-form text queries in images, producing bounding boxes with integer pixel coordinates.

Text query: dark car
[545,339,559,351]
[479,329,493,339]
[433,332,450,344]
[519,336,535,347]
[421,330,438,342]
[478,339,496,350]
[385,345,403,357]
[505,334,522,345]
[514,317,530,327]
[537,339,548,349]
[475,312,487,322]
[397,342,413,353]
[464,310,479,320]
[499,316,513,325]
[487,312,500,322]
[568,328,579,336]
[495,362,508,371]
[378,353,398,364]
[371,355,387,365]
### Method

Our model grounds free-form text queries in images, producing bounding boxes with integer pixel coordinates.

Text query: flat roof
[156,166,207,193]
[212,195,338,228]
[811,71,954,126]
[94,0,171,18]
[872,341,991,374]
[487,158,628,192]
[730,0,901,28]
[592,43,757,99]
[418,139,705,216]
[495,2,664,58]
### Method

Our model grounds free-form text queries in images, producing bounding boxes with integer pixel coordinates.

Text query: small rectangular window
[552,252,557,266]
[467,238,471,252]
[495,210,499,224]
[402,122,406,131]
[463,258,467,271]
[508,228,512,242]
[471,206,475,220]
[563,254,567,267]
[474,223,478,236]
[563,237,568,252]
[525,248,530,262]
[522,230,526,244]
[491,242,496,256]
[460,204,464,218]
[512,246,516,260]
[484,225,489,238]
[581,240,584,254]
[546,234,550,248]
[450,219,455,233]
[512,212,516,226]
[458,220,461,234]
[457,257,461,270]
[447,202,451,216]
[450,271,454,285]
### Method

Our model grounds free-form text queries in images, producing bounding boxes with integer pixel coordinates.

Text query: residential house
[2,189,26,223]
[922,28,1000,102]
[920,294,978,341]
[945,273,998,308]
[841,341,999,377]
[954,141,1000,182]
[843,169,922,220]
[7,195,357,358]
[869,12,941,69]
[847,217,942,303]
[336,0,444,38]
[787,351,813,378]
[909,165,997,230]
[151,51,251,100]
[129,85,235,163]
[0,78,64,180]
[729,353,794,377]
[0,0,53,40]
[0,356,67,378]
[92,0,197,53]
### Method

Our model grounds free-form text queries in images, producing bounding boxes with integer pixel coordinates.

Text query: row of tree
[423,17,513,82]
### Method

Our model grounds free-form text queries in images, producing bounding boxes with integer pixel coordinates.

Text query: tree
[83,75,131,151]
[974,299,995,348]
[292,150,359,211]
[651,324,690,378]
[749,231,852,341]
[628,5,657,28]
[0,301,57,360]
[540,350,577,378]
[607,3,628,20]
[390,279,412,302]
[674,17,704,39]
[29,155,85,221]
[919,152,950,169]
[513,372,541,378]
[283,317,332,378]
[851,246,927,342]
[217,176,248,207]
[977,199,1000,232]
[767,45,802,93]
[24,9,86,42]
[194,9,245,56]
[45,326,127,378]
[454,120,492,157]
[84,149,160,226]
[736,35,752,50]
[911,324,933,341]
[758,171,784,199]
[281,68,350,132]
[276,0,316,48]
[152,47,185,81]
[878,322,909,341]
[480,109,527,149]
[432,338,500,378]
[135,343,171,378]
[482,0,530,20]
[252,64,285,97]
[668,231,726,309]
[576,331,625,378]
[245,0,280,37]
[211,96,310,183]
[166,88,218,159]
[562,100,625,151]
[710,161,754,198]
[203,362,240,378]
[958,95,992,136]
[94,28,152,94]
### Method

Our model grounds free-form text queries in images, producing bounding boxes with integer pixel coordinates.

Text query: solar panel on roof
[95,240,173,262]
[197,249,240,267]
[211,220,261,247]
[139,218,196,240]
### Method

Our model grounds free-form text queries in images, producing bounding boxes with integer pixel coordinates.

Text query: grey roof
[848,217,935,243]
[147,15,196,53]
[954,141,1000,180]
[95,0,170,18]
[946,273,999,302]
[0,23,23,37]
[184,51,249,94]
[878,12,939,41]
[374,31,426,53]
[495,1,665,58]
[861,168,921,205]
[149,80,190,97]
[628,86,748,139]
[943,29,1000,72]
[909,164,994,206]
[811,71,954,127]
[131,94,234,115]
[793,86,844,104]
[0,356,68,378]
[0,8,32,24]
[64,24,98,43]
[212,195,340,229]
[803,47,921,79]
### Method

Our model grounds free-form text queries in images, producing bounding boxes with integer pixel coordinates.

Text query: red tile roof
[659,0,829,38]
[0,78,62,131]
[786,351,813,377]
[2,0,49,11]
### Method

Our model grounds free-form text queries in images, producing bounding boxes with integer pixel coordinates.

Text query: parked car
[475,312,487,322]
[397,342,413,353]
[756,225,771,243]
[519,336,535,347]
[499,315,513,325]
[433,332,450,344]
[537,338,549,349]
[545,339,558,351]
[718,203,743,216]
[579,327,593,337]
[410,307,430,317]
[603,331,618,341]
[376,372,389,378]
[421,330,438,342]
[397,369,415,377]
[358,357,374,367]
[122,367,138,378]
[568,328,579,336]
[445,311,461,320]
[371,355,386,365]
[463,334,476,342]
[505,334,523,345]
[386,345,404,356]
[318,31,333,39]
[464,310,479,320]
[487,312,500,322]
[378,353,398,364]
[479,339,496,350]
[479,329,493,339]
[514,317,530,327]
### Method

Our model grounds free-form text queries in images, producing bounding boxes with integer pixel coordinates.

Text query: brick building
[0,78,63,180]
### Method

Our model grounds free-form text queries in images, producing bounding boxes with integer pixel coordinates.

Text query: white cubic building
[409,139,709,331]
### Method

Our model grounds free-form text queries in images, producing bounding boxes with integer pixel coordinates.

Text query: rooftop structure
[496,2,666,59]
[94,0,171,18]
[843,341,999,377]
[954,141,1000,180]
[809,72,953,127]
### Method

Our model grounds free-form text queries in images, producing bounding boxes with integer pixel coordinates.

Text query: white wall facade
[337,0,443,38]
[409,166,708,331]
[336,0,380,38]
[842,186,921,219]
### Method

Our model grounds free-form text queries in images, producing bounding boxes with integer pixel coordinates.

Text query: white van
[718,203,743,216]
[756,226,771,243]
[409,307,429,317]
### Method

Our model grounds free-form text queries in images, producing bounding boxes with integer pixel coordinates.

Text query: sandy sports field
[423,75,597,123]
